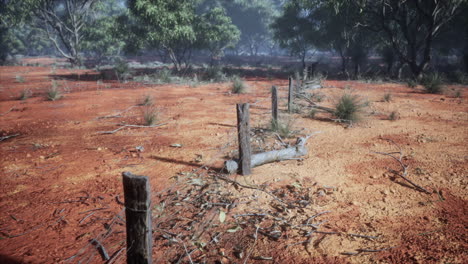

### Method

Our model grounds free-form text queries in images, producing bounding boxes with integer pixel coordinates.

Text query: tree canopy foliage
[1,0,466,79]
[273,0,467,78]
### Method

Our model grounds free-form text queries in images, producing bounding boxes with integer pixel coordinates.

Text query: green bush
[157,68,172,83]
[333,93,366,122]
[204,66,228,82]
[231,76,247,94]
[407,79,417,88]
[114,59,132,82]
[453,70,468,85]
[421,73,444,94]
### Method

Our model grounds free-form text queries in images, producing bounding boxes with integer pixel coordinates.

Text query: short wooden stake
[288,77,294,113]
[236,103,251,175]
[122,172,153,264]
[271,86,278,123]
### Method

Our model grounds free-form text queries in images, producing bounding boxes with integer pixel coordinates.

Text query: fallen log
[225,136,310,174]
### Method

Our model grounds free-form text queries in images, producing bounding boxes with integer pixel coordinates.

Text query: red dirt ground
[0,61,467,264]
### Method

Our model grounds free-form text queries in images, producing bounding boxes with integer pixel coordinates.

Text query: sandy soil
[0,62,467,264]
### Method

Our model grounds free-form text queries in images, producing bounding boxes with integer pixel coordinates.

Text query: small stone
[97,147,102,151]
[370,175,377,179]
[351,201,361,206]
[26,153,31,158]
[39,156,45,159]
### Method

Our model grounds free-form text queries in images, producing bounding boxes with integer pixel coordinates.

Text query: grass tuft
[333,93,366,122]
[19,89,32,100]
[231,76,247,94]
[383,92,392,102]
[270,119,295,138]
[47,81,62,101]
[421,73,444,94]
[406,79,417,88]
[15,75,25,83]
[142,106,158,126]
[309,109,318,118]
[139,94,154,106]
[388,111,399,121]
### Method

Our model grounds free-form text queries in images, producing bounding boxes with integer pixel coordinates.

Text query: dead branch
[214,175,292,207]
[4,216,64,238]
[305,211,331,225]
[79,207,109,215]
[90,239,110,261]
[182,243,194,264]
[0,134,20,142]
[294,92,334,113]
[225,136,311,174]
[97,123,168,135]
[342,246,395,255]
[97,105,137,119]
[347,233,379,240]
[373,139,431,194]
[106,247,125,264]
[244,225,260,264]
[0,105,16,116]
[79,212,96,224]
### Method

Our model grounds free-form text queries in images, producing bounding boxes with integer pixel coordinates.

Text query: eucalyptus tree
[345,0,465,78]
[127,0,240,71]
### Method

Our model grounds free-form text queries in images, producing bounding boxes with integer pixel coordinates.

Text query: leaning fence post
[271,86,278,123]
[236,103,251,175]
[288,77,294,113]
[122,172,153,264]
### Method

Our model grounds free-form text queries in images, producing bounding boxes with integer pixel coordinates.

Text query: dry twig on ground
[0,105,16,116]
[373,139,431,194]
[0,133,20,142]
[97,123,168,134]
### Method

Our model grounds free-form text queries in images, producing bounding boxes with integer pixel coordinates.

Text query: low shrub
[270,119,295,138]
[139,95,154,106]
[383,92,392,102]
[19,89,32,100]
[421,73,444,94]
[46,86,62,101]
[309,109,318,118]
[406,79,417,88]
[15,75,25,83]
[333,93,367,122]
[388,111,399,121]
[142,106,158,126]
[204,67,228,82]
[231,76,247,94]
[114,59,133,82]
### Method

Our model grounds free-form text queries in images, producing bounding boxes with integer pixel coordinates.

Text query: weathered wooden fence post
[271,86,278,123]
[236,103,251,175]
[288,77,294,113]
[122,172,153,264]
